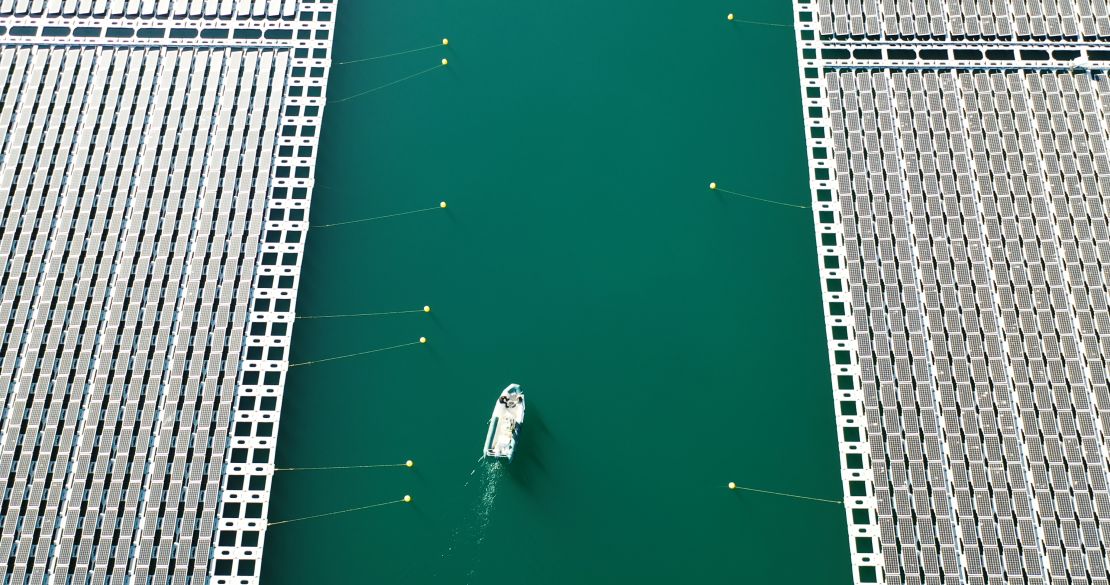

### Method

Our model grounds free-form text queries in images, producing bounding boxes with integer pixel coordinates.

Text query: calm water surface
[263,1,852,583]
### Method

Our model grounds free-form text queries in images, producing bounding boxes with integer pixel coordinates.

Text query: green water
[262,1,851,583]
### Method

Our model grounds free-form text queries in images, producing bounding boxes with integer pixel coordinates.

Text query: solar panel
[0,4,333,582]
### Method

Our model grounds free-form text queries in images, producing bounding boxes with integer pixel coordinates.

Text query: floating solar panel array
[797,2,1110,584]
[817,0,1110,40]
[0,0,299,19]
[0,1,333,583]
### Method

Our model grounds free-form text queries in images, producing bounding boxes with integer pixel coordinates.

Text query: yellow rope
[731,17,793,28]
[296,309,425,320]
[288,341,421,368]
[331,63,446,104]
[268,498,406,527]
[275,463,408,472]
[714,186,810,209]
[311,206,442,229]
[730,484,841,505]
[335,43,443,65]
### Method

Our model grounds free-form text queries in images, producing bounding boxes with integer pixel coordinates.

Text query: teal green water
[263,2,851,583]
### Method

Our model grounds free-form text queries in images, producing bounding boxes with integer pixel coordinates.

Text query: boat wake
[473,459,500,546]
[439,458,502,583]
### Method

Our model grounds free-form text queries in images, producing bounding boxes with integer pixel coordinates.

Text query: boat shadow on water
[504,408,551,493]
[525,405,552,437]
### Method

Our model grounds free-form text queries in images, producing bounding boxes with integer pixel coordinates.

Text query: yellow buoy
[728,13,735,21]
[440,201,447,209]
[405,460,414,468]
[728,482,737,490]
[423,306,431,313]
[442,38,449,46]
[709,182,718,190]
[441,58,449,66]
[403,495,413,503]
[420,337,427,344]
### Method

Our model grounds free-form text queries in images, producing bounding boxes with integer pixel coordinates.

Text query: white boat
[484,384,525,459]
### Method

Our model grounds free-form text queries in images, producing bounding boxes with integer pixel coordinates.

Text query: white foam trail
[466,460,502,583]
[440,458,502,582]
[473,460,500,546]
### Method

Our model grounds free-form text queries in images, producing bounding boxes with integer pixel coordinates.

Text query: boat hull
[484,384,525,459]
